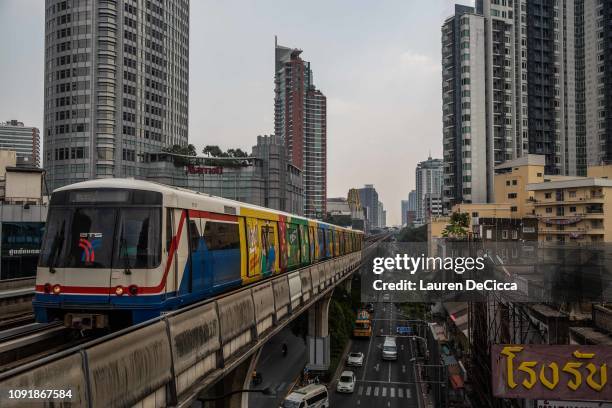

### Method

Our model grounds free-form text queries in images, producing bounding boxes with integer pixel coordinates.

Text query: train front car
[34,179,168,330]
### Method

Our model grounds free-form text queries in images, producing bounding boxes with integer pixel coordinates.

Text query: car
[336,371,356,393]
[346,351,364,367]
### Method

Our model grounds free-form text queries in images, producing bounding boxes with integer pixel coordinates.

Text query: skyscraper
[442,5,487,209]
[443,0,612,210]
[0,120,40,167]
[43,0,189,190]
[274,38,327,219]
[415,157,443,224]
[358,184,379,233]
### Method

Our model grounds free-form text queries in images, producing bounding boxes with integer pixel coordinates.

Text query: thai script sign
[492,345,612,401]
[186,165,223,175]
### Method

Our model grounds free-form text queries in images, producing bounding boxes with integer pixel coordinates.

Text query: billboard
[492,345,612,402]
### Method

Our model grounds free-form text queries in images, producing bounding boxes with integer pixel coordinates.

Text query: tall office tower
[0,120,40,166]
[358,184,379,232]
[408,189,417,212]
[415,157,443,224]
[44,0,189,190]
[581,0,612,170]
[401,199,409,226]
[377,201,384,228]
[441,5,487,210]
[274,38,327,219]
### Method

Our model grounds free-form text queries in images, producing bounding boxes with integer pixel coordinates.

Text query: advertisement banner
[492,345,612,401]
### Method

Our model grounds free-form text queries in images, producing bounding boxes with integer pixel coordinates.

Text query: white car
[336,371,356,393]
[346,352,364,367]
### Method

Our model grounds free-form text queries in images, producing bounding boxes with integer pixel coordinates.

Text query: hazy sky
[0,0,472,225]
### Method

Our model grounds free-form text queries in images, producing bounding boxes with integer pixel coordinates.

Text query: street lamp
[197,387,275,403]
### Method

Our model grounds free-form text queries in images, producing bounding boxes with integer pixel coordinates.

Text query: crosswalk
[358,384,412,399]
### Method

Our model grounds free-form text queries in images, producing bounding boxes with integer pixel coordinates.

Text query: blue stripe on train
[33,244,243,325]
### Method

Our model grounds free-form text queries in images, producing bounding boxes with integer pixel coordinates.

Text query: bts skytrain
[33,179,363,329]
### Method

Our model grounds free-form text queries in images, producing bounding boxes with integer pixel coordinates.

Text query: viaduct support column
[201,347,262,408]
[306,291,333,371]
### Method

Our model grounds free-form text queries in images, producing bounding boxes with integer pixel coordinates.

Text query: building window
[471,212,479,218]
[512,180,517,185]
[502,230,508,239]
[506,180,511,186]
[569,191,576,198]
[569,206,576,213]
[511,206,517,212]
[546,207,553,213]
[545,192,552,199]
[537,173,542,177]
[512,230,518,240]
[508,193,517,199]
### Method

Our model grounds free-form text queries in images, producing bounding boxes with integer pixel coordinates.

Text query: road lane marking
[390,387,395,398]
[388,363,391,383]
[406,388,412,398]
[276,382,286,391]
[402,365,406,373]
[366,386,371,396]
[374,363,379,372]
[374,387,379,397]
[382,387,387,397]
[358,385,363,396]
[398,388,403,398]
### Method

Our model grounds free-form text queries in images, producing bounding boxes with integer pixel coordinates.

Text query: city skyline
[0,0,468,225]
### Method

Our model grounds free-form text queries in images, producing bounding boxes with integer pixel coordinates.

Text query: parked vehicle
[352,309,372,338]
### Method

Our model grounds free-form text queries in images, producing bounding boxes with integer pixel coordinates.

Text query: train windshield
[39,207,161,269]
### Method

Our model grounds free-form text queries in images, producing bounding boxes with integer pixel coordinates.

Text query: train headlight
[52,284,61,294]
[44,283,51,294]
[128,285,138,296]
[115,286,124,296]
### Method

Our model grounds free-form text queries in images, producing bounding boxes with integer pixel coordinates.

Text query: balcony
[532,194,606,205]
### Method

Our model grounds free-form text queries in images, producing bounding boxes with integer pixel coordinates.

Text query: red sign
[186,165,223,175]
[492,345,612,402]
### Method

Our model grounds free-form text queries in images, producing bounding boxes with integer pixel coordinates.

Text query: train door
[299,224,309,265]
[202,216,242,293]
[260,220,278,277]
[185,214,204,295]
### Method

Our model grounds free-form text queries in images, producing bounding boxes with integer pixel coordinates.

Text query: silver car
[346,351,364,367]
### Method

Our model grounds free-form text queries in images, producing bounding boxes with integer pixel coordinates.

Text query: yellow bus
[353,309,372,338]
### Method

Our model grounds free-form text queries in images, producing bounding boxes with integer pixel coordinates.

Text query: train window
[299,225,309,264]
[165,209,174,252]
[308,226,315,261]
[286,223,300,267]
[67,208,116,268]
[188,219,200,251]
[317,228,324,259]
[114,208,161,268]
[261,224,276,273]
[38,208,70,267]
[203,221,240,250]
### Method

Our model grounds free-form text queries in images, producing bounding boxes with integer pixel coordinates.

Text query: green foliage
[441,212,470,239]
[323,214,352,227]
[397,224,428,242]
[324,278,365,381]
[162,144,197,166]
[162,144,197,156]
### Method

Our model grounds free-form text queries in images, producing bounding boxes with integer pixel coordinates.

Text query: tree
[397,224,428,242]
[441,212,470,239]
[202,145,224,157]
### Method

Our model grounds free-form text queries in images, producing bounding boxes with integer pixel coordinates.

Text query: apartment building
[527,166,612,244]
